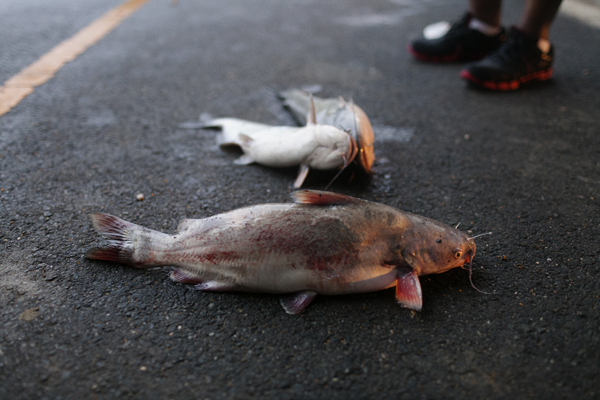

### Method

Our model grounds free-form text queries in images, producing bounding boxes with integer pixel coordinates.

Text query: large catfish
[85,190,477,314]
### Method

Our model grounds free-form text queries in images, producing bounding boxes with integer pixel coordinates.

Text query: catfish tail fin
[85,213,155,268]
[85,245,134,265]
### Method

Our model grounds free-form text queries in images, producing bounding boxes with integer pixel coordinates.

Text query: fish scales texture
[86,190,477,313]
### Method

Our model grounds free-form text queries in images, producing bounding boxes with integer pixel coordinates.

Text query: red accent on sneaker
[460,67,553,91]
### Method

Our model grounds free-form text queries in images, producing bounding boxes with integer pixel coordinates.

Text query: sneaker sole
[460,68,553,91]
[407,44,489,63]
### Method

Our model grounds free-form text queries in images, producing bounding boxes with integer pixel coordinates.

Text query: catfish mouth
[458,246,476,268]
[433,248,475,275]
[462,248,475,266]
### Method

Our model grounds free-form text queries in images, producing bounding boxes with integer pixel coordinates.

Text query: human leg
[518,0,563,40]
[469,0,502,27]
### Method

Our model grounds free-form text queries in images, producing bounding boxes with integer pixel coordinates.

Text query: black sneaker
[460,27,554,91]
[407,13,505,62]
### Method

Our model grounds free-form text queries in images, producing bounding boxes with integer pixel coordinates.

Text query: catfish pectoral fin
[293,164,310,188]
[280,291,317,314]
[395,270,423,311]
[234,154,255,165]
[238,133,254,146]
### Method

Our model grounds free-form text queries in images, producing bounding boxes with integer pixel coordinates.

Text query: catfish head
[393,215,476,311]
[401,217,476,276]
[306,125,357,170]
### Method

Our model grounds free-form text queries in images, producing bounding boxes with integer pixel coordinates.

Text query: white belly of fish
[240,125,350,170]
[136,204,396,295]
[173,249,398,295]
[210,118,351,169]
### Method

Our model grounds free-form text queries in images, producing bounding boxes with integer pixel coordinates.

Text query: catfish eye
[436,239,442,243]
[454,251,462,259]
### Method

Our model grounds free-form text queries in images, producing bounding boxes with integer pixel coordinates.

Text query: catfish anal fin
[395,270,423,311]
[195,281,236,292]
[170,268,204,284]
[291,189,359,206]
[280,291,317,314]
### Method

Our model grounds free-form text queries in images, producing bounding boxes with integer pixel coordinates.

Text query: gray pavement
[1,0,599,399]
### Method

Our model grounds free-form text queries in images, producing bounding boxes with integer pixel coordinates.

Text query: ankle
[513,26,551,53]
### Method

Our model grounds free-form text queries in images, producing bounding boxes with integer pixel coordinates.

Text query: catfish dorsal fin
[238,133,254,146]
[307,94,316,125]
[291,190,359,206]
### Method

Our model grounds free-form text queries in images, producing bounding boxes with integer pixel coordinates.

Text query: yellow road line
[0,0,150,117]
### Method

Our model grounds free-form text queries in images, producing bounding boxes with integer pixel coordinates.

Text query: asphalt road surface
[1,0,599,399]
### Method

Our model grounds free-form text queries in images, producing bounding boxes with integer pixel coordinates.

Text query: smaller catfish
[278,89,375,174]
[203,98,357,189]
[85,190,479,314]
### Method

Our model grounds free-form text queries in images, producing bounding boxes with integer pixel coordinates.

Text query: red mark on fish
[85,190,479,314]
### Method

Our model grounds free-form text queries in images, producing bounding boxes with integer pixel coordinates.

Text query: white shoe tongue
[423,21,451,39]
[468,18,502,36]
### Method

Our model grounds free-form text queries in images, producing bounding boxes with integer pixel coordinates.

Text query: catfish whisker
[325,151,350,191]
[324,168,345,191]
[324,132,357,190]
[467,257,494,295]
[468,232,492,240]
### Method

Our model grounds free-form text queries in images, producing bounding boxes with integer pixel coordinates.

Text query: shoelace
[444,14,471,39]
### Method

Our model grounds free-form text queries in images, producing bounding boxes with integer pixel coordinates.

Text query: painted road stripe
[0,0,596,118]
[561,0,600,29]
[0,0,150,117]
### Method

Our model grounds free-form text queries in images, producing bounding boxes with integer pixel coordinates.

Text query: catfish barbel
[85,190,478,314]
